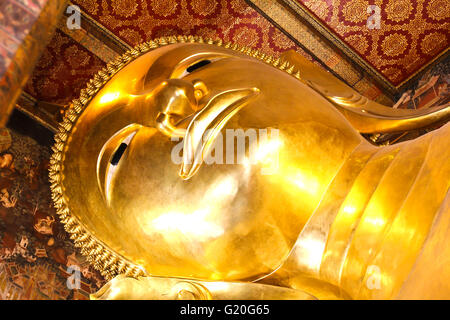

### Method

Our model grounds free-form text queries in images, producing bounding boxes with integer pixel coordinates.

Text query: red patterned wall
[294,0,449,86]
[73,0,300,56]
[24,30,106,105]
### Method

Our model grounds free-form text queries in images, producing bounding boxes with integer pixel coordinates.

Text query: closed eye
[109,131,136,165]
[105,131,137,202]
[178,58,223,78]
[186,59,211,73]
[110,143,127,165]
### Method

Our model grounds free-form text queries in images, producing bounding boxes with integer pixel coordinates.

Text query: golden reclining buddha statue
[49,36,450,300]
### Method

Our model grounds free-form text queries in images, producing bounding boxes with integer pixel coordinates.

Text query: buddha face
[61,42,362,281]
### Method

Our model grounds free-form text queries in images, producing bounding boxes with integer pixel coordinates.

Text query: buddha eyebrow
[186,59,211,73]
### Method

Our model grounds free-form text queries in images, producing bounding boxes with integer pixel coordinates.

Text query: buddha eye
[186,59,211,73]
[177,57,226,78]
[109,131,136,166]
[104,131,137,202]
[110,143,127,165]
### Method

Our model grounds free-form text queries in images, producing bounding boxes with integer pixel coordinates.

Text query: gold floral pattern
[381,33,408,57]
[341,0,368,24]
[381,66,403,83]
[228,0,252,17]
[385,0,413,23]
[229,24,263,48]
[149,0,180,18]
[425,0,449,22]
[110,0,139,18]
[347,33,369,55]
[420,31,447,56]
[189,0,220,17]
[118,27,144,45]
[268,27,297,52]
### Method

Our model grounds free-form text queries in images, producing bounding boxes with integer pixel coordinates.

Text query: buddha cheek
[104,121,290,279]
[107,127,180,222]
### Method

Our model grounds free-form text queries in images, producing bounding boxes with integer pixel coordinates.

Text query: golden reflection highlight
[99,92,121,104]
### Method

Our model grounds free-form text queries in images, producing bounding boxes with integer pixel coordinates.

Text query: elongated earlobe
[280,50,450,134]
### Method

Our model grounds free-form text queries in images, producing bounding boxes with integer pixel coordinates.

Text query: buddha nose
[154,79,199,138]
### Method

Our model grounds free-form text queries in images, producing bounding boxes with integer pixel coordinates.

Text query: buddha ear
[280,50,450,134]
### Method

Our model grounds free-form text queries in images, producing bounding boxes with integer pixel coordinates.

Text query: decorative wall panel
[282,0,449,89]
